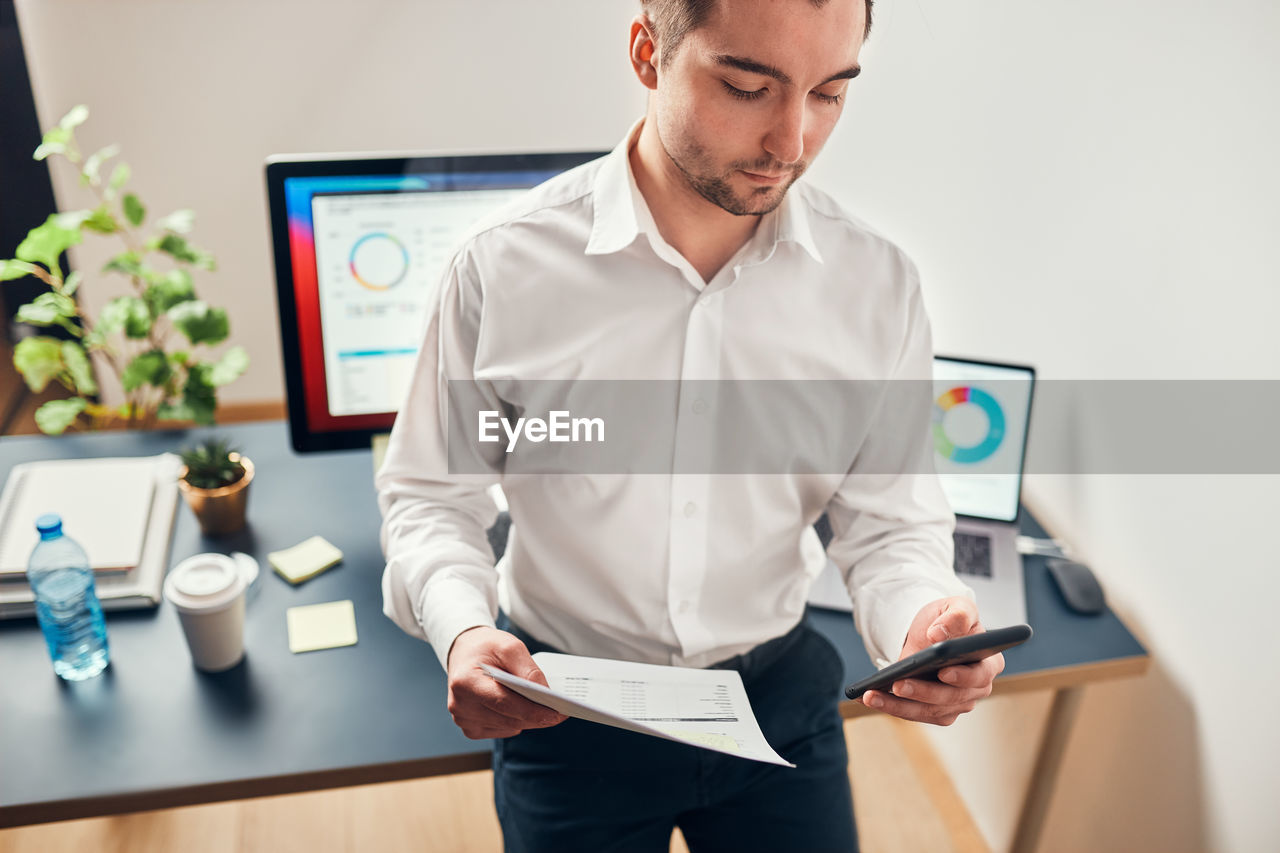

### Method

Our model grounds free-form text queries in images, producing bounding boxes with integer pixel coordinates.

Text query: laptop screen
[932,357,1036,524]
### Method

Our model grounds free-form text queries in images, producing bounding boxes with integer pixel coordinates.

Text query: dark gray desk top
[0,421,1147,828]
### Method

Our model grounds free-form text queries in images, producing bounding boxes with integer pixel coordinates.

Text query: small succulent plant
[179,437,246,491]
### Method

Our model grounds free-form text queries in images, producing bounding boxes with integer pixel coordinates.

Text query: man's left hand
[856,596,1004,726]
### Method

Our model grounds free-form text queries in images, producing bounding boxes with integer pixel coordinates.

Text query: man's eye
[722,81,766,101]
[813,91,843,105]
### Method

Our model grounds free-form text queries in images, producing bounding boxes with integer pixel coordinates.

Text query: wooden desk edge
[4,653,1153,826]
[839,652,1151,720]
[0,749,493,830]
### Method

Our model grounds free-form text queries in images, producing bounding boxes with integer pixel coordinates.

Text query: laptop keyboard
[954,531,993,578]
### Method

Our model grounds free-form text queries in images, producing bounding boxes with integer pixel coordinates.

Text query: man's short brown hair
[640,0,874,66]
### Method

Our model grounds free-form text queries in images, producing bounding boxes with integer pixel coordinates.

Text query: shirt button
[683,501,697,518]
[691,399,707,415]
[677,600,691,613]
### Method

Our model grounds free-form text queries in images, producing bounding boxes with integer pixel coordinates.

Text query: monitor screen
[266,151,605,451]
[932,356,1036,523]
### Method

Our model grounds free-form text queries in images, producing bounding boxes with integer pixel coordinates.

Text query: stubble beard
[659,129,805,218]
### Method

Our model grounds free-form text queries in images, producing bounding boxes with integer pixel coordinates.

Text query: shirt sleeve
[823,261,974,668]
[376,246,506,672]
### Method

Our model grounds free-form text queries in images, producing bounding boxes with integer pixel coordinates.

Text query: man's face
[652,0,865,216]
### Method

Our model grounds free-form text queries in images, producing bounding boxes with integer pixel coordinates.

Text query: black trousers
[492,616,859,853]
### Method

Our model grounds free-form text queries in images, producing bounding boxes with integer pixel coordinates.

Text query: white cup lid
[164,553,246,614]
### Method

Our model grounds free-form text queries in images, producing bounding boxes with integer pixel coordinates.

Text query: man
[378,0,1004,849]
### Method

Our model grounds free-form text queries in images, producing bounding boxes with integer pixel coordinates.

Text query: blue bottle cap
[35,513,62,535]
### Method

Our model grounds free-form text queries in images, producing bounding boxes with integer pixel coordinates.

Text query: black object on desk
[1046,558,1107,614]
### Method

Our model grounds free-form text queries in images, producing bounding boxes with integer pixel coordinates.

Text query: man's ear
[629,15,659,90]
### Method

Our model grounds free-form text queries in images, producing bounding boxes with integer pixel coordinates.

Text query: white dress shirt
[377,119,972,673]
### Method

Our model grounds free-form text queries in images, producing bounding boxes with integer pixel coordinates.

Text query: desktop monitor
[265,149,605,452]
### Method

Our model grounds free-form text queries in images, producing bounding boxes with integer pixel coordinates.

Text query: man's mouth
[740,170,786,185]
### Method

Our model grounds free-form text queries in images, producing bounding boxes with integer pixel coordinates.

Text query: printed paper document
[482,652,795,768]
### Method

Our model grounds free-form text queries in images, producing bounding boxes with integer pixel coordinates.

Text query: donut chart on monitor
[348,231,409,291]
[933,385,1006,464]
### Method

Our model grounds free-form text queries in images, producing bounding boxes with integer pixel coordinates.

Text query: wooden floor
[0,716,988,853]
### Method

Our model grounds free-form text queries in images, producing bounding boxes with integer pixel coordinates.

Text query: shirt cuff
[419,575,497,672]
[864,583,974,669]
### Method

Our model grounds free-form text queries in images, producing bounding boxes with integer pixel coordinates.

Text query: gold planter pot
[178,454,254,536]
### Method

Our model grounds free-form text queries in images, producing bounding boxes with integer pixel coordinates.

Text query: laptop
[807,356,1037,630]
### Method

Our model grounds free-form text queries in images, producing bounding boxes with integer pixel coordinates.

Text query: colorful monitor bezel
[265,150,605,452]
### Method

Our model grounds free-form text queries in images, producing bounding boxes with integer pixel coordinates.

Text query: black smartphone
[843,623,1033,699]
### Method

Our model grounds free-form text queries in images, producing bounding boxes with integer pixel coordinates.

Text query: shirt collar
[586,117,824,265]
[776,185,824,264]
[585,119,646,256]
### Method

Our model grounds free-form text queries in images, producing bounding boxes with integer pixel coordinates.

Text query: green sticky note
[268,535,343,585]
[286,599,358,653]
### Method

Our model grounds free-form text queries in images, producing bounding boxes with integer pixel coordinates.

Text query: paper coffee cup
[164,553,249,672]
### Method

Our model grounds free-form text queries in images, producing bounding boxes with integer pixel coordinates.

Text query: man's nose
[762,95,806,165]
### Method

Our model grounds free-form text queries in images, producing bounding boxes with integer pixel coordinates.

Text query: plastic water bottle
[27,513,111,681]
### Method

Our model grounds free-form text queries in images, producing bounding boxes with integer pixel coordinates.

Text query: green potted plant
[0,104,247,434]
[178,437,253,536]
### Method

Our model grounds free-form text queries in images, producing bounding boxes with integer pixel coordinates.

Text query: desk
[0,421,1147,851]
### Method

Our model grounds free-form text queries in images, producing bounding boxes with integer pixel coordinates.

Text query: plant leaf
[13,337,64,392]
[62,270,83,296]
[34,398,88,435]
[0,259,41,282]
[58,105,89,131]
[168,300,228,345]
[15,291,76,327]
[60,341,98,395]
[208,346,249,386]
[15,214,82,273]
[121,349,171,391]
[82,205,118,234]
[99,295,152,339]
[155,234,215,271]
[81,144,120,187]
[108,162,131,194]
[123,194,146,227]
[53,210,93,230]
[185,365,218,424]
[102,251,143,278]
[177,436,243,487]
[33,126,70,161]
[156,209,195,234]
[143,268,195,316]
[156,401,186,421]
[160,364,217,424]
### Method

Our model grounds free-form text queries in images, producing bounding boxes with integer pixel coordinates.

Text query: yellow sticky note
[371,433,390,476]
[269,535,343,585]
[286,600,358,653]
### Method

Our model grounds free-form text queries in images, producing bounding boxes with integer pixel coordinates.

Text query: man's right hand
[445,626,568,739]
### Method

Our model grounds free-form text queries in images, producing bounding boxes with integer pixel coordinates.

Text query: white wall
[810,3,1279,852]
[14,0,644,404]
[16,1,1280,850]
